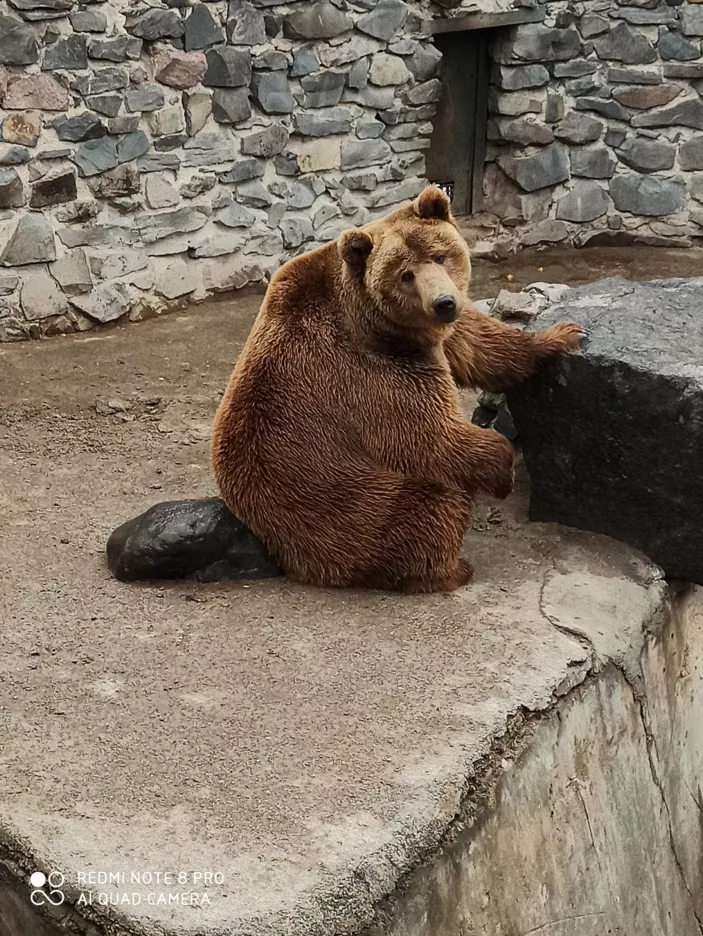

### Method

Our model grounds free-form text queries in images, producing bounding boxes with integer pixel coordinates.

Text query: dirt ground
[469,244,703,296]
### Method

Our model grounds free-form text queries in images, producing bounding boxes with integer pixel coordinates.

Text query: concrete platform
[1,298,701,936]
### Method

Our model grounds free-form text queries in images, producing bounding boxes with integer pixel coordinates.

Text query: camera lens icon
[29,870,65,906]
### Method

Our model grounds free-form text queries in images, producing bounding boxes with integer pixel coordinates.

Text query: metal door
[426,30,491,217]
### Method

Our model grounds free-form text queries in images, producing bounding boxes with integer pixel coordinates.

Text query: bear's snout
[432,295,458,323]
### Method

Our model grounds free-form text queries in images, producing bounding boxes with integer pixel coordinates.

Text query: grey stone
[0,15,38,66]
[87,165,140,198]
[612,6,677,24]
[612,84,680,109]
[357,0,407,41]
[520,219,570,246]
[0,275,19,296]
[275,151,299,176]
[617,136,676,172]
[72,137,118,177]
[107,498,279,583]
[343,86,396,109]
[681,5,703,36]
[545,92,565,123]
[569,145,617,178]
[300,71,346,108]
[190,230,245,258]
[130,9,184,41]
[291,45,319,77]
[50,249,92,297]
[184,90,212,135]
[294,107,353,136]
[564,74,604,97]
[497,64,549,90]
[219,158,265,182]
[592,22,656,63]
[555,180,609,222]
[57,221,137,249]
[253,49,288,70]
[0,169,24,209]
[70,10,107,32]
[605,127,628,147]
[139,207,208,243]
[658,31,700,61]
[88,94,124,118]
[237,179,272,207]
[488,118,554,146]
[72,67,128,96]
[116,130,149,164]
[340,139,391,170]
[610,173,685,214]
[348,57,370,90]
[145,174,179,209]
[553,60,598,78]
[55,113,105,143]
[29,169,76,208]
[228,0,266,45]
[508,278,703,583]
[184,4,224,50]
[251,72,293,114]
[42,35,87,70]
[688,174,703,202]
[181,133,233,167]
[125,84,164,113]
[139,153,181,173]
[20,268,68,321]
[679,135,703,170]
[608,66,662,84]
[357,120,385,139]
[283,1,352,40]
[632,96,703,129]
[152,48,208,89]
[579,13,609,38]
[215,203,256,227]
[70,283,130,323]
[574,98,632,121]
[287,180,317,207]
[146,104,186,137]
[87,36,141,62]
[403,79,442,107]
[663,62,703,78]
[180,174,216,199]
[407,44,442,82]
[107,116,140,135]
[241,124,289,157]
[510,144,570,192]
[494,24,581,64]
[204,46,252,87]
[212,88,252,124]
[554,112,603,144]
[0,212,55,265]
[280,216,314,248]
[55,200,100,224]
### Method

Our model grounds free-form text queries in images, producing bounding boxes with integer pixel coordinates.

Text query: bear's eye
[434,255,446,265]
[401,271,415,283]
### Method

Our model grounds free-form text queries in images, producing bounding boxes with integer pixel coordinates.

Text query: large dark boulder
[508,277,703,585]
[107,497,281,582]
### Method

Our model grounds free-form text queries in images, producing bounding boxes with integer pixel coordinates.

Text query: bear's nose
[433,295,457,323]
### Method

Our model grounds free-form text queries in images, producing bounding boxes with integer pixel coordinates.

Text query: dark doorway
[426,30,491,218]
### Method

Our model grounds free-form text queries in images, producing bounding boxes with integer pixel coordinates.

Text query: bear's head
[337,186,471,334]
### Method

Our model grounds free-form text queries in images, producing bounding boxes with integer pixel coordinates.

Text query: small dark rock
[106,497,282,582]
[30,169,77,208]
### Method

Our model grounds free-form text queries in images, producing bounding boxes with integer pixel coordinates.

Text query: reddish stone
[4,75,69,112]
[152,48,207,89]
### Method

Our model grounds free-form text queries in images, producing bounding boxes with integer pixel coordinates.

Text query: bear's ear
[338,229,373,271]
[413,186,451,222]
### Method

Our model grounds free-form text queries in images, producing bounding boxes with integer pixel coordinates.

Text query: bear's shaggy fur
[212,187,583,593]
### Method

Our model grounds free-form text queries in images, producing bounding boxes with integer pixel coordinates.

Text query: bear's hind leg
[358,477,473,594]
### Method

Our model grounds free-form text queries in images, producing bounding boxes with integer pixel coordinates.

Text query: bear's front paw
[539,323,587,354]
[482,434,515,501]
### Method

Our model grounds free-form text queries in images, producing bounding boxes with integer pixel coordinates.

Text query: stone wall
[484,0,703,249]
[0,0,452,342]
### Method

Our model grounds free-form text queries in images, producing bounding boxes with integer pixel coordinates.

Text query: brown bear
[212,186,583,593]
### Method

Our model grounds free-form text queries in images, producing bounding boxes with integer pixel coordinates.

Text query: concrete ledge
[1,298,701,936]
